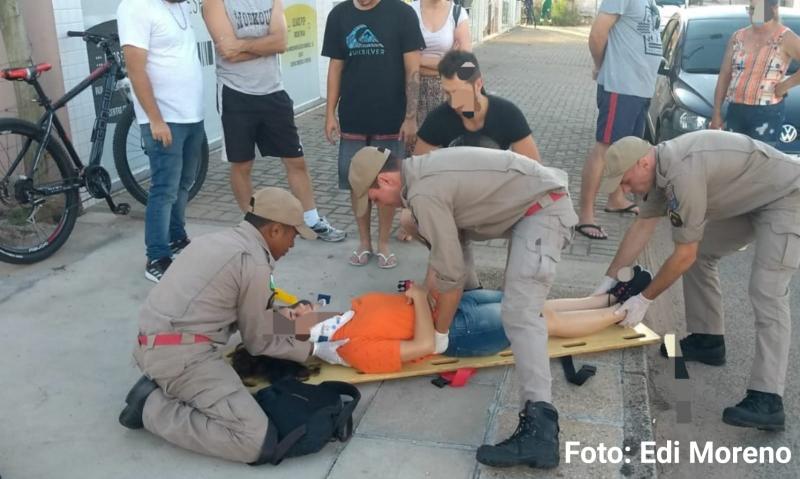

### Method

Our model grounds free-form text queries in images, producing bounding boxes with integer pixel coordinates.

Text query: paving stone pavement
[91,26,655,479]
[108,25,637,261]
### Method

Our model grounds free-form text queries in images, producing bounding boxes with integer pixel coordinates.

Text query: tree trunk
[0,0,41,124]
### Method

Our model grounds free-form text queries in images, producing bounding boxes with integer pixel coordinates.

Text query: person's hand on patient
[309,310,355,343]
[592,275,618,296]
[404,283,428,304]
[614,294,652,328]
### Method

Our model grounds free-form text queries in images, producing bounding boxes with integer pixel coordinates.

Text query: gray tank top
[217,0,283,95]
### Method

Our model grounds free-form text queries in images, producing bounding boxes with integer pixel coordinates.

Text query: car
[646,6,800,154]
[655,0,688,33]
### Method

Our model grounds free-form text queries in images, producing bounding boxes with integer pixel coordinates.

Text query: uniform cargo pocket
[522,238,561,285]
[781,233,800,269]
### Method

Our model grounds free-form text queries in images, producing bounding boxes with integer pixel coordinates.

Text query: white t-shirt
[411,1,469,57]
[117,0,204,124]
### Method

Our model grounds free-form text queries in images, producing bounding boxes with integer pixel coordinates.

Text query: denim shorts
[445,289,511,357]
[725,101,786,147]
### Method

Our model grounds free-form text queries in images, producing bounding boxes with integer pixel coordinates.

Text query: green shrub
[550,0,582,26]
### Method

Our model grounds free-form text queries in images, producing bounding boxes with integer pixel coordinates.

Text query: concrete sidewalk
[0,26,661,479]
[0,212,654,479]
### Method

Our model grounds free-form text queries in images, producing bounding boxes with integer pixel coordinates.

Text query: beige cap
[348,146,392,217]
[249,187,317,240]
[598,137,653,194]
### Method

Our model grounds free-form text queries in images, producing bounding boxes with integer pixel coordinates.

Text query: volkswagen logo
[779,124,798,144]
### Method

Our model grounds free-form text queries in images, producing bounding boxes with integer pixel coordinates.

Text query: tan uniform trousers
[502,198,574,405]
[134,344,267,463]
[683,194,800,396]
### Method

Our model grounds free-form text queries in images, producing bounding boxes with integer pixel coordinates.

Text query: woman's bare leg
[543,295,613,313]
[544,306,625,338]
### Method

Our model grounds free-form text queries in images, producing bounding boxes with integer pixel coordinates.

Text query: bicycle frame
[2,50,125,197]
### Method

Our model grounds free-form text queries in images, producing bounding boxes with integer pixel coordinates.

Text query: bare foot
[396,227,413,242]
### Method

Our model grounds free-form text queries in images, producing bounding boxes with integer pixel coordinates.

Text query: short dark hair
[244,212,276,229]
[438,50,481,83]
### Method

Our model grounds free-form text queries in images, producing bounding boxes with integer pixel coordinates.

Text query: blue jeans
[726,102,785,147]
[142,121,204,261]
[445,289,510,357]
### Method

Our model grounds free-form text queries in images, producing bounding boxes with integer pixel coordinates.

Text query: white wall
[44,0,518,166]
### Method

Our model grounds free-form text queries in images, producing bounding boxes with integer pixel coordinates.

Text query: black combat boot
[118,375,158,430]
[723,390,785,431]
[476,401,560,469]
[659,333,726,366]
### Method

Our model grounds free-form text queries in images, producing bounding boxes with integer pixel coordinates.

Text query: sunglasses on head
[456,61,478,81]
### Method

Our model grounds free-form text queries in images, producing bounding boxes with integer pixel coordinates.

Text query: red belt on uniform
[525,191,567,217]
[138,333,212,347]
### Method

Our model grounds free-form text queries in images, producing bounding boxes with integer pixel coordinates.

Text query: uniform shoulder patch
[669,210,683,227]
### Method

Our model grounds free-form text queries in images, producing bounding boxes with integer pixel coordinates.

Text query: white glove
[309,310,355,343]
[614,293,652,328]
[312,339,350,366]
[434,331,449,354]
[592,275,618,296]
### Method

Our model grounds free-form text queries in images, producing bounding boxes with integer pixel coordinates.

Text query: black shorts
[219,85,304,162]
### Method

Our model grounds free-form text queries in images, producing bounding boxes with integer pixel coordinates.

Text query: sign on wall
[283,0,321,109]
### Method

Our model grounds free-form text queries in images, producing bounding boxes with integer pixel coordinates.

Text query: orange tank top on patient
[728,26,791,106]
[331,293,415,373]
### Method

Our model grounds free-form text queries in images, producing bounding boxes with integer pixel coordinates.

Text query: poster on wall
[282,0,321,110]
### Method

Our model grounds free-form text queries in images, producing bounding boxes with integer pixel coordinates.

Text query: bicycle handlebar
[66,31,119,44]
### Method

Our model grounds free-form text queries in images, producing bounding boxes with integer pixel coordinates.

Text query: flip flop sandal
[603,204,639,215]
[349,249,372,266]
[575,224,608,240]
[376,252,398,269]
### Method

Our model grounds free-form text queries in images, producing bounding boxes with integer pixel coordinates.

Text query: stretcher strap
[437,367,477,388]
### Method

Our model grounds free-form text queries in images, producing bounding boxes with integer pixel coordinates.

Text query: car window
[682,18,749,74]
[682,17,800,74]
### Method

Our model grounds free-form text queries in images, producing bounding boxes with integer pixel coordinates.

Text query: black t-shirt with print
[322,0,425,135]
[417,95,533,149]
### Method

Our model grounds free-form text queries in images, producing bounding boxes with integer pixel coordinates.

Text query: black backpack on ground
[251,378,361,465]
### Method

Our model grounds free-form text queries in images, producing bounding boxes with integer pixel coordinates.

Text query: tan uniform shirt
[402,146,577,291]
[137,221,312,362]
[639,131,800,244]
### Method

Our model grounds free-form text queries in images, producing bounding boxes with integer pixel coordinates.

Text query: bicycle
[0,31,208,264]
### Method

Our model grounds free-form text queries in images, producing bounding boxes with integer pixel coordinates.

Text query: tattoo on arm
[405,70,420,119]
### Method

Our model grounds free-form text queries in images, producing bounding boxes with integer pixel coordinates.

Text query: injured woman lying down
[256,265,653,375]
[231,266,652,379]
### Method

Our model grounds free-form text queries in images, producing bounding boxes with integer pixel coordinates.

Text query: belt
[138,333,212,347]
[340,133,400,141]
[525,191,567,217]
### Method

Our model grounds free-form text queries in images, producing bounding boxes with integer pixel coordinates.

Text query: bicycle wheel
[113,103,209,206]
[0,118,79,264]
